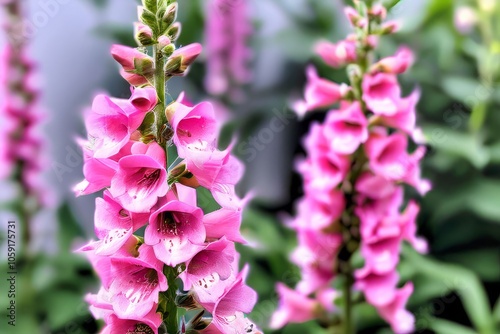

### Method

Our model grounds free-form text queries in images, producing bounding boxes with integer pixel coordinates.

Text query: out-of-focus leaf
[42,290,87,329]
[404,246,495,334]
[428,318,478,334]
[423,124,489,169]
[494,296,500,326]
[441,76,482,105]
[439,249,500,281]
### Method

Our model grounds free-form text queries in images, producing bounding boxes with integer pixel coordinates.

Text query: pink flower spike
[144,185,205,266]
[365,132,409,181]
[362,73,402,116]
[110,142,168,213]
[107,244,168,319]
[323,102,369,155]
[270,283,319,328]
[294,66,346,116]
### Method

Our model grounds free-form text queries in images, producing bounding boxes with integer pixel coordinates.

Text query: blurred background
[0,0,500,333]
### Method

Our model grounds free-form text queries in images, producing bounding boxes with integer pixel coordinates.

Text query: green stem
[153,44,168,145]
[343,274,354,334]
[164,266,179,334]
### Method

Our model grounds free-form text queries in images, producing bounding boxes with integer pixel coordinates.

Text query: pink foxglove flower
[78,1,259,333]
[204,0,253,98]
[274,3,429,333]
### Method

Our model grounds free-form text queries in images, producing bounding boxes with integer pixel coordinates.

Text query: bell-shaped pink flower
[129,86,158,113]
[377,283,415,334]
[204,208,246,244]
[355,267,400,307]
[378,89,419,134]
[110,142,168,212]
[101,309,163,334]
[323,102,369,154]
[169,101,218,157]
[372,47,414,74]
[181,237,236,292]
[102,245,168,319]
[315,39,357,68]
[294,66,348,116]
[200,266,258,333]
[292,194,345,231]
[362,73,401,116]
[144,184,205,266]
[93,190,149,255]
[270,283,319,328]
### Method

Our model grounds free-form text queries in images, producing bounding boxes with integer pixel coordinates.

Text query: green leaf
[143,0,158,12]
[404,246,495,334]
[423,124,489,169]
[140,9,159,36]
[441,76,483,105]
[439,249,500,281]
[41,290,88,329]
[428,318,477,334]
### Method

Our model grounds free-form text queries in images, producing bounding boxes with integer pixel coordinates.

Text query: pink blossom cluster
[204,0,252,98]
[77,1,260,333]
[0,4,48,208]
[273,4,430,333]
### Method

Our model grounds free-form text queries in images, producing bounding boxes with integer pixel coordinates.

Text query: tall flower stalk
[77,1,260,333]
[204,0,252,102]
[1,0,50,257]
[272,2,430,333]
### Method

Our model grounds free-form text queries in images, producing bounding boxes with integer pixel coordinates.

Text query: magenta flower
[372,47,414,74]
[79,1,259,332]
[204,0,253,98]
[93,190,149,256]
[110,142,168,212]
[199,266,258,333]
[270,283,319,328]
[92,244,168,319]
[145,185,205,266]
[315,39,358,68]
[323,102,369,154]
[294,66,348,116]
[362,73,402,116]
[274,4,429,333]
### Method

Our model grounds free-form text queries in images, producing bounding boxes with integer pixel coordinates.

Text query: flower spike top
[273,1,430,333]
[77,1,260,333]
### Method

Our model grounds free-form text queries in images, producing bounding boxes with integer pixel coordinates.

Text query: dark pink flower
[324,102,369,154]
[144,184,205,266]
[110,142,168,212]
[270,283,320,328]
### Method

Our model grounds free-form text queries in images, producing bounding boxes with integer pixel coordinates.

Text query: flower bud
[165,43,202,76]
[380,21,400,35]
[167,22,181,41]
[162,43,175,57]
[163,2,178,27]
[134,22,154,46]
[158,35,171,49]
[369,4,387,21]
[344,7,363,28]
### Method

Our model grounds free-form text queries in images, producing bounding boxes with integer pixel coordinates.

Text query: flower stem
[343,274,354,334]
[164,266,179,334]
[153,44,168,145]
